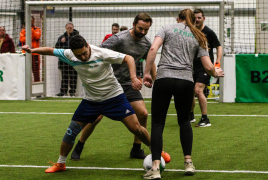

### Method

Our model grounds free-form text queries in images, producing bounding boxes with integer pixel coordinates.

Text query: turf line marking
[0,112,73,114]
[144,101,219,104]
[0,165,268,174]
[32,100,218,104]
[0,112,268,117]
[34,100,82,102]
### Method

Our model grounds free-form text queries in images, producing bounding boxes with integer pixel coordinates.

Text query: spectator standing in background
[55,22,79,97]
[0,26,15,53]
[20,16,41,82]
[102,23,119,43]
[190,9,222,127]
[120,26,128,31]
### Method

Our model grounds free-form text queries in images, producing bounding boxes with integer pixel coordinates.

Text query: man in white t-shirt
[22,35,151,173]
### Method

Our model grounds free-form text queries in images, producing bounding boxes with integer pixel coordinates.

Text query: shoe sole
[45,169,66,173]
[185,171,195,175]
[71,158,80,161]
[130,155,145,159]
[143,175,161,180]
[195,124,211,127]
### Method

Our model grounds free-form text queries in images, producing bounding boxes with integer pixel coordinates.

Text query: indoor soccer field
[0,98,267,180]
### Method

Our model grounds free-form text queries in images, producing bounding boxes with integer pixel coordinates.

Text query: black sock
[202,115,207,119]
[190,112,194,118]
[133,143,141,151]
[77,140,85,148]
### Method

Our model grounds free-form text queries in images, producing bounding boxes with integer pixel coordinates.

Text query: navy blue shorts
[72,93,135,123]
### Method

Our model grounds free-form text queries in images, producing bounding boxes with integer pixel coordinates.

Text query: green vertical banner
[236,54,268,102]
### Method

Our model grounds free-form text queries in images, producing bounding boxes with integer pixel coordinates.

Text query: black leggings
[151,78,194,161]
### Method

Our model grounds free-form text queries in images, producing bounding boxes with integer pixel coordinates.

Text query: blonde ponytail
[179,9,208,50]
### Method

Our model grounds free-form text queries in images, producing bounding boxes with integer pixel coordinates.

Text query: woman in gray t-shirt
[143,9,224,179]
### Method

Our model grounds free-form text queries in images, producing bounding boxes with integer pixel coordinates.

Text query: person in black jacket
[55,22,79,96]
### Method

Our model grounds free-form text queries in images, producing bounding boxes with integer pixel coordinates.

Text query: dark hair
[69,35,87,50]
[194,9,204,17]
[179,9,207,50]
[31,16,34,20]
[133,13,153,26]
[112,23,119,29]
[120,26,128,31]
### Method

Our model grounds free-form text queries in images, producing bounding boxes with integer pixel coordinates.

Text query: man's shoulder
[60,49,77,60]
[203,26,216,35]
[5,34,12,40]
[105,34,113,38]
[20,29,25,33]
[32,26,41,30]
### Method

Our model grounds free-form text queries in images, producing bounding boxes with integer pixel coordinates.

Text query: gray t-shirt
[156,23,209,82]
[100,30,151,85]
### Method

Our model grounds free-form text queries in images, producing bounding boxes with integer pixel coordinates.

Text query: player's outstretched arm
[143,36,163,88]
[201,56,224,77]
[22,45,54,56]
[122,55,142,91]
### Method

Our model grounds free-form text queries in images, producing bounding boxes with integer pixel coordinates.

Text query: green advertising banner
[236,54,268,102]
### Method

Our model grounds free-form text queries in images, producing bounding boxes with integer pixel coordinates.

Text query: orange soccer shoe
[161,151,171,163]
[45,162,66,173]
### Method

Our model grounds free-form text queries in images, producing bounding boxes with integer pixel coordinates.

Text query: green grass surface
[0,100,268,179]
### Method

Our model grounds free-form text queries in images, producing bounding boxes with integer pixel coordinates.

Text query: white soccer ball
[143,154,165,173]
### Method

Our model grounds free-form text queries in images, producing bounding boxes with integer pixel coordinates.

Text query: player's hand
[131,77,142,91]
[22,45,32,53]
[214,62,221,68]
[215,67,225,77]
[143,74,153,88]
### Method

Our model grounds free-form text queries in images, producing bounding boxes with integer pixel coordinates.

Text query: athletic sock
[190,112,194,118]
[77,140,85,148]
[57,155,67,164]
[202,115,207,119]
[133,143,141,151]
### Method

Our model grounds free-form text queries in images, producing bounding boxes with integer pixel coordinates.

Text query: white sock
[57,155,67,164]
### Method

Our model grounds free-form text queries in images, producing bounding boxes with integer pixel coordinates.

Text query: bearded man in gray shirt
[71,13,156,160]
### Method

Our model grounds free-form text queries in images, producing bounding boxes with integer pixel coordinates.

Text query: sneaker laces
[47,160,64,167]
[47,160,57,167]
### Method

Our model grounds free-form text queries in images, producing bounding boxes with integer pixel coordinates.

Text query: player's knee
[137,110,148,123]
[195,88,203,97]
[62,121,83,144]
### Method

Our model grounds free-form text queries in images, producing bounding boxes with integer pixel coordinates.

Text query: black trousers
[151,78,194,161]
[60,63,78,94]
[32,55,40,82]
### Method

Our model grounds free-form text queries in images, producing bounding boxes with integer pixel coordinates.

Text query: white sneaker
[143,168,161,179]
[190,118,196,123]
[184,162,195,175]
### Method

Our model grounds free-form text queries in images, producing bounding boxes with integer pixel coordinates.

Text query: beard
[195,21,203,29]
[134,28,145,38]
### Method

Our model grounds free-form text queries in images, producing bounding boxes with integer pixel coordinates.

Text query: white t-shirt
[53,45,126,102]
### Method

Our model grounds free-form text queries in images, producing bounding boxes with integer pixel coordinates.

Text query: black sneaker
[56,92,67,97]
[71,144,84,161]
[130,148,146,159]
[70,93,75,97]
[195,118,211,127]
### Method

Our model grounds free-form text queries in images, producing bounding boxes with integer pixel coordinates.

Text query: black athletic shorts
[193,69,211,86]
[121,85,143,103]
